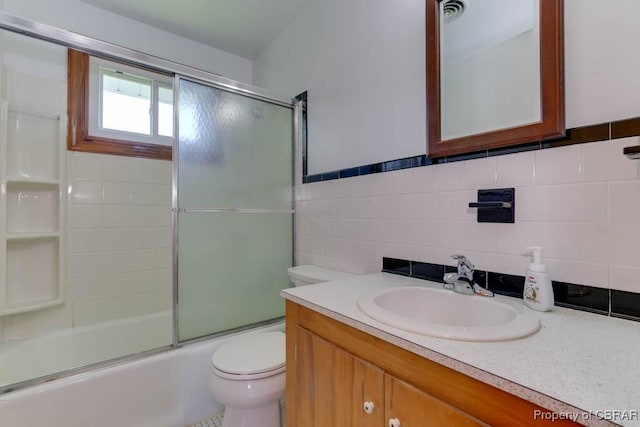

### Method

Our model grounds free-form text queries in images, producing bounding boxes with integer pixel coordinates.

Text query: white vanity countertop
[281,273,640,427]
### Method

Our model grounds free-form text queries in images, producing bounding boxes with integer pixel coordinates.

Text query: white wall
[256,0,640,293]
[254,0,640,173]
[1,0,253,84]
[253,0,426,175]
[565,0,640,128]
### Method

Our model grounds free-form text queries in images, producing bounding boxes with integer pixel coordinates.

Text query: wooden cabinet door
[385,375,488,427]
[293,326,384,427]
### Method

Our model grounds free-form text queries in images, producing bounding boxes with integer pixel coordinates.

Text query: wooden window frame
[67,49,172,160]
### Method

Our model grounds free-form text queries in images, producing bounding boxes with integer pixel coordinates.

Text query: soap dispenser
[523,246,554,311]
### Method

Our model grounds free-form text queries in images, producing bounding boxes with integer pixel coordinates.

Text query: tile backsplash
[296,135,640,299]
[381,256,640,321]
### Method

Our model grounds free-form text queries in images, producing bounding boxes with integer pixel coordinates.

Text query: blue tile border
[339,167,360,178]
[321,171,339,181]
[381,257,640,322]
[303,174,321,184]
[487,141,542,157]
[297,91,308,178]
[444,150,487,163]
[302,117,640,184]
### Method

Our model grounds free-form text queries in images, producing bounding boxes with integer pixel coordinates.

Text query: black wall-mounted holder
[469,188,515,223]
[623,145,640,159]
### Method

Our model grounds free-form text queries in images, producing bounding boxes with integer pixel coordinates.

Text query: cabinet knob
[363,401,375,414]
[388,418,401,427]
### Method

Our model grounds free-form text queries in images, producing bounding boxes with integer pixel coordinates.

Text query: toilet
[208,265,354,427]
[286,264,356,287]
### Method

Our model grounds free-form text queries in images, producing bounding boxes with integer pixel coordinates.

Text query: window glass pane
[158,85,173,137]
[102,73,152,135]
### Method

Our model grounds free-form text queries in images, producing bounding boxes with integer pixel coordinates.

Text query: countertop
[281,273,640,427]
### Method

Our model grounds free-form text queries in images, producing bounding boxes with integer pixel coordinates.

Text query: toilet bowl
[209,331,286,427]
[209,265,355,427]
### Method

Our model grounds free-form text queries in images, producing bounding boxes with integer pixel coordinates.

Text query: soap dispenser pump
[523,246,554,311]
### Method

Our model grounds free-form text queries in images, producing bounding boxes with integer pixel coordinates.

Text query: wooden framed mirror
[427,0,565,157]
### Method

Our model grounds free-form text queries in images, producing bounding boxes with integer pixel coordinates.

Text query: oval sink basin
[357,286,540,341]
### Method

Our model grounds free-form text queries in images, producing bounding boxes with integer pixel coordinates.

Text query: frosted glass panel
[177,78,294,341]
[178,212,292,341]
[178,80,293,210]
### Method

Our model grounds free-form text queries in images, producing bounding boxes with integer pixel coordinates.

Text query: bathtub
[0,314,285,427]
[0,311,173,387]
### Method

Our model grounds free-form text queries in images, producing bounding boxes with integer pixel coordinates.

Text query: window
[68,49,173,160]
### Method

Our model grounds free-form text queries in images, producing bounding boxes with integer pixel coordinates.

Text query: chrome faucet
[443,254,494,297]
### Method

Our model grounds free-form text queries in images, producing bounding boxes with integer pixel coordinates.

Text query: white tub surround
[281,273,640,427]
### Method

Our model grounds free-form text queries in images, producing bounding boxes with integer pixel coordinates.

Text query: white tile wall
[296,137,640,294]
[463,156,498,189]
[68,152,173,328]
[534,145,582,185]
[2,152,172,340]
[1,153,173,343]
[496,151,536,187]
[582,137,639,182]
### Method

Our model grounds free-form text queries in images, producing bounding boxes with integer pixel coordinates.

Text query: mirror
[427,0,565,157]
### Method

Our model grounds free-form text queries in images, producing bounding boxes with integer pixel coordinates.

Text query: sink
[357,286,541,341]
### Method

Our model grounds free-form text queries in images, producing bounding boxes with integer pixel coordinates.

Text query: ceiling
[80,0,311,59]
[442,0,537,64]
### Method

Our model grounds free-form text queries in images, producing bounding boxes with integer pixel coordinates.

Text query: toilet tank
[287,265,355,287]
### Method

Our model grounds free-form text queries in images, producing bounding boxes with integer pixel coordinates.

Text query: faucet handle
[451,254,474,273]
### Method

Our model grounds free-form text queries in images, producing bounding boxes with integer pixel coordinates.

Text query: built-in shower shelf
[6,178,61,185]
[6,107,61,181]
[6,232,60,240]
[8,106,61,121]
[1,297,64,316]
[6,181,60,234]
[1,236,62,316]
[0,100,66,317]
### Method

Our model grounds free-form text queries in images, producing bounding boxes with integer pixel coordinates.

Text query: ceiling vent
[442,0,466,22]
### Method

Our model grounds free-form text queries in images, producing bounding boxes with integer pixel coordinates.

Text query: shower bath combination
[0,12,301,426]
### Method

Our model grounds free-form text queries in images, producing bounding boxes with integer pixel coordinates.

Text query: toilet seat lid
[212,331,285,375]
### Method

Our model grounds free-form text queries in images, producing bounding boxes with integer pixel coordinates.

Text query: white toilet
[208,265,354,427]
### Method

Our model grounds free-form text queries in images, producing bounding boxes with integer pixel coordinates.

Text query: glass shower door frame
[172,75,300,346]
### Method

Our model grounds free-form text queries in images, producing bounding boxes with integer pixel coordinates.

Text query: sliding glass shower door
[176,77,293,341]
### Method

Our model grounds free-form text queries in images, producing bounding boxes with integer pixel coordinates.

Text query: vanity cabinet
[295,326,384,426]
[385,375,484,426]
[286,301,580,427]
[293,325,484,426]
